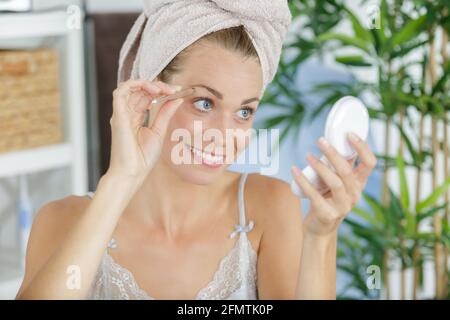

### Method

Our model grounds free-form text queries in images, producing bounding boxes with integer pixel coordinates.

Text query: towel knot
[229,220,255,239]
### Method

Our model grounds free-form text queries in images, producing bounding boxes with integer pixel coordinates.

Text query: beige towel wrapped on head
[118,0,292,98]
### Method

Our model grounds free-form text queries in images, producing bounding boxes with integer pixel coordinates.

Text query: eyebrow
[191,84,259,105]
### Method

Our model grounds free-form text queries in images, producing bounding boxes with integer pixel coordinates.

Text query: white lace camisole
[85,173,258,300]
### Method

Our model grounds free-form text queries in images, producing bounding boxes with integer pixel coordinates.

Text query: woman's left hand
[291,132,377,237]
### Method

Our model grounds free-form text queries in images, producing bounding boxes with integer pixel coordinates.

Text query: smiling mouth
[185,144,225,165]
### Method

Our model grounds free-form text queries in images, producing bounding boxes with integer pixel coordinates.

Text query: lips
[185,144,225,166]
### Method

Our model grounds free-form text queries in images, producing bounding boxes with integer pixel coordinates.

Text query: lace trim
[88,251,151,300]
[196,234,258,300]
[88,236,257,300]
[104,253,152,300]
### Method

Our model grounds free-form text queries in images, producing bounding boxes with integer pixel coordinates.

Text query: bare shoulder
[31,195,89,237]
[29,194,91,256]
[245,173,303,226]
[245,173,304,299]
[16,194,89,297]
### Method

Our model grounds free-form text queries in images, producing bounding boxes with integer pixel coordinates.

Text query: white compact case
[291,96,369,197]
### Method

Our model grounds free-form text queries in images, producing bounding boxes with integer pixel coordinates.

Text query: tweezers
[143,87,196,127]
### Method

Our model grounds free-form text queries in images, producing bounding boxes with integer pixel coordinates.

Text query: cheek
[168,104,211,136]
[172,107,212,145]
[163,104,253,151]
[162,104,196,153]
[170,106,193,130]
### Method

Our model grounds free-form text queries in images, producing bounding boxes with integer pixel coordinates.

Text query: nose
[214,112,233,136]
[203,113,250,155]
[201,113,230,151]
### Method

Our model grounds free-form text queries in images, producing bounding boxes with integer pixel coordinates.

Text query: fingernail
[348,132,360,142]
[318,136,329,148]
[291,165,301,177]
[172,85,182,91]
[307,152,317,163]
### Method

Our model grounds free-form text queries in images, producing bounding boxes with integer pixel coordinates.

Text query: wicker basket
[0,48,63,153]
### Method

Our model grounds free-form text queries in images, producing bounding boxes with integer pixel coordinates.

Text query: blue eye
[237,107,254,121]
[193,98,213,113]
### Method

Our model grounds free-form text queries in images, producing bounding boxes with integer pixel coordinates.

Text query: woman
[16,0,376,300]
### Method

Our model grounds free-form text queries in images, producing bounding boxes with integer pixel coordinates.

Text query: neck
[124,160,237,236]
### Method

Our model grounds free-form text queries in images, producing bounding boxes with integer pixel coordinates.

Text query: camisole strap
[229,173,255,239]
[86,191,95,199]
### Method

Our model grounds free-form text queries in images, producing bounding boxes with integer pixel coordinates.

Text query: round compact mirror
[291,96,369,197]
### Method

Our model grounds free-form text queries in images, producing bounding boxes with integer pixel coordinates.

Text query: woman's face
[157,41,263,185]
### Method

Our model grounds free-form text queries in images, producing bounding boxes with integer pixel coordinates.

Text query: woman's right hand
[107,79,184,183]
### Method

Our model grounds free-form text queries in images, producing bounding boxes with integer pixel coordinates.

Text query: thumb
[149,98,184,143]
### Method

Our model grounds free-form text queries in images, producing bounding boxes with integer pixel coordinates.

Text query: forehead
[177,42,263,97]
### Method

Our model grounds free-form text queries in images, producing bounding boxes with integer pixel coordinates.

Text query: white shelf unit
[0,9,88,298]
[0,143,73,178]
[0,248,23,299]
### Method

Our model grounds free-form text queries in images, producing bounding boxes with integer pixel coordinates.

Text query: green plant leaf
[417,203,448,222]
[415,232,437,244]
[395,151,410,209]
[415,177,450,212]
[377,0,388,48]
[351,207,379,227]
[369,27,382,54]
[390,39,428,59]
[404,208,416,237]
[432,61,450,96]
[335,55,372,67]
[395,123,420,166]
[343,218,387,250]
[309,90,343,121]
[389,15,428,49]
[317,32,370,53]
[275,79,299,101]
[387,188,405,229]
[366,106,384,119]
[261,115,288,129]
[344,6,372,43]
[395,151,417,236]
[362,192,386,225]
